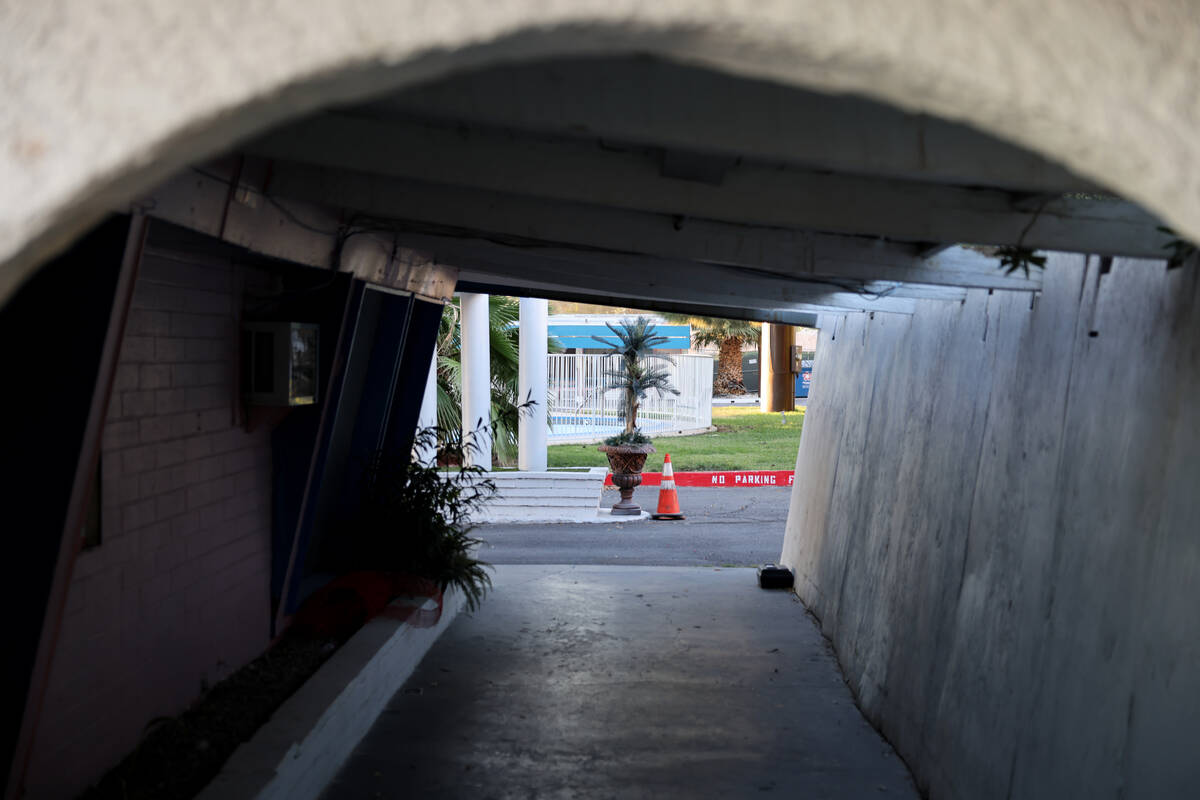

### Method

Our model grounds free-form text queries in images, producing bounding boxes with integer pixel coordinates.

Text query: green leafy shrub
[1158,226,1197,269]
[602,429,652,447]
[995,246,1047,278]
[323,421,497,612]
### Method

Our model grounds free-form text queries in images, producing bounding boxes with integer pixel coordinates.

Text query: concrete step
[479,508,596,519]
[447,470,607,524]
[488,495,597,507]
[486,485,605,499]
[488,481,603,492]
[489,474,605,484]
[477,506,600,524]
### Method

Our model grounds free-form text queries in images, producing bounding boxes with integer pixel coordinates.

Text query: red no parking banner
[603,470,795,487]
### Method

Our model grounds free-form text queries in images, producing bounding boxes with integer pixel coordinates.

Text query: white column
[414,349,438,467]
[518,297,549,471]
[459,292,492,470]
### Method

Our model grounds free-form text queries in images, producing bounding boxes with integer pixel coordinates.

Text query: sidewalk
[321,565,917,799]
[712,394,808,408]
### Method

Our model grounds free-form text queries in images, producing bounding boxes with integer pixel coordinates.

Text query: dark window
[254,330,275,392]
[81,462,101,550]
[240,329,253,395]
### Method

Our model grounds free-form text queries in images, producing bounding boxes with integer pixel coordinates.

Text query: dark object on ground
[758,564,795,589]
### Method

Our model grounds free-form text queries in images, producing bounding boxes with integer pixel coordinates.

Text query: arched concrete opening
[5,5,1200,798]
[4,1,1199,306]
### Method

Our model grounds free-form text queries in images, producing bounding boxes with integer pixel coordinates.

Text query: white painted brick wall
[26,250,277,800]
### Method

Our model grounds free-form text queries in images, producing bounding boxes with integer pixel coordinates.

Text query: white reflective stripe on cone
[662,480,676,489]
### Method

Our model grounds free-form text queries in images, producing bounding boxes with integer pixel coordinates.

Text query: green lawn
[547,406,805,471]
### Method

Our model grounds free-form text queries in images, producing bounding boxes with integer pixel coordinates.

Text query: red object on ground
[604,470,796,487]
[292,571,394,639]
[293,572,445,638]
[651,454,685,520]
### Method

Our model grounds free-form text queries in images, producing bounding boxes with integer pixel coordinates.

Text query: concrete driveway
[321,565,918,799]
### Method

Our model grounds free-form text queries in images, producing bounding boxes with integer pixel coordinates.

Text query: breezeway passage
[9,6,1200,798]
[320,566,917,799]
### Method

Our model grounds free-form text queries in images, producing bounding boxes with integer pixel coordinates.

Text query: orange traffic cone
[651,454,685,520]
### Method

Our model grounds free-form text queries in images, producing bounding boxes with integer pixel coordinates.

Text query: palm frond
[662,313,759,348]
[591,317,679,435]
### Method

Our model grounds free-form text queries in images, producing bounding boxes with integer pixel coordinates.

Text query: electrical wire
[189,166,350,238]
[188,166,900,302]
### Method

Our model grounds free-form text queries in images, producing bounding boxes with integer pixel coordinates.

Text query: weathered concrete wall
[781,254,1200,799]
[3,2,1200,304]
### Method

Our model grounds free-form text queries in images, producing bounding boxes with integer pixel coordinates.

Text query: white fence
[546,353,713,443]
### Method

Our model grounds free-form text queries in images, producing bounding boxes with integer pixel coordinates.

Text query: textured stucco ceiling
[2,0,1197,305]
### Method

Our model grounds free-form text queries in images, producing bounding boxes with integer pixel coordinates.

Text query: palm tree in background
[666,314,760,395]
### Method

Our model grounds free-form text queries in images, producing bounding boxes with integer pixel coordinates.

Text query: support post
[414,350,439,467]
[518,297,549,471]
[761,322,796,413]
[459,293,492,470]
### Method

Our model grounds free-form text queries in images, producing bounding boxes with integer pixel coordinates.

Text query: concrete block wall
[25,249,276,799]
[780,254,1200,799]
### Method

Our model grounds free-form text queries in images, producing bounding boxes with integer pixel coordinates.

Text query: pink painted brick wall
[26,250,277,799]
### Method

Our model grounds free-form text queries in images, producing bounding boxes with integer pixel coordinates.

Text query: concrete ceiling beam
[262,160,1045,292]
[452,275,822,327]
[248,114,1169,258]
[140,162,461,300]
[369,57,1095,194]
[140,162,914,315]
[385,230,924,315]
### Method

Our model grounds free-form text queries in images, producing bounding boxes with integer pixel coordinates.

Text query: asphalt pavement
[478,486,791,567]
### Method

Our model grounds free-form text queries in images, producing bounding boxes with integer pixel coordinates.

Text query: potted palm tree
[594,318,679,515]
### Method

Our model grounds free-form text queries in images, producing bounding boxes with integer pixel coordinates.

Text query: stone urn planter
[598,443,656,515]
